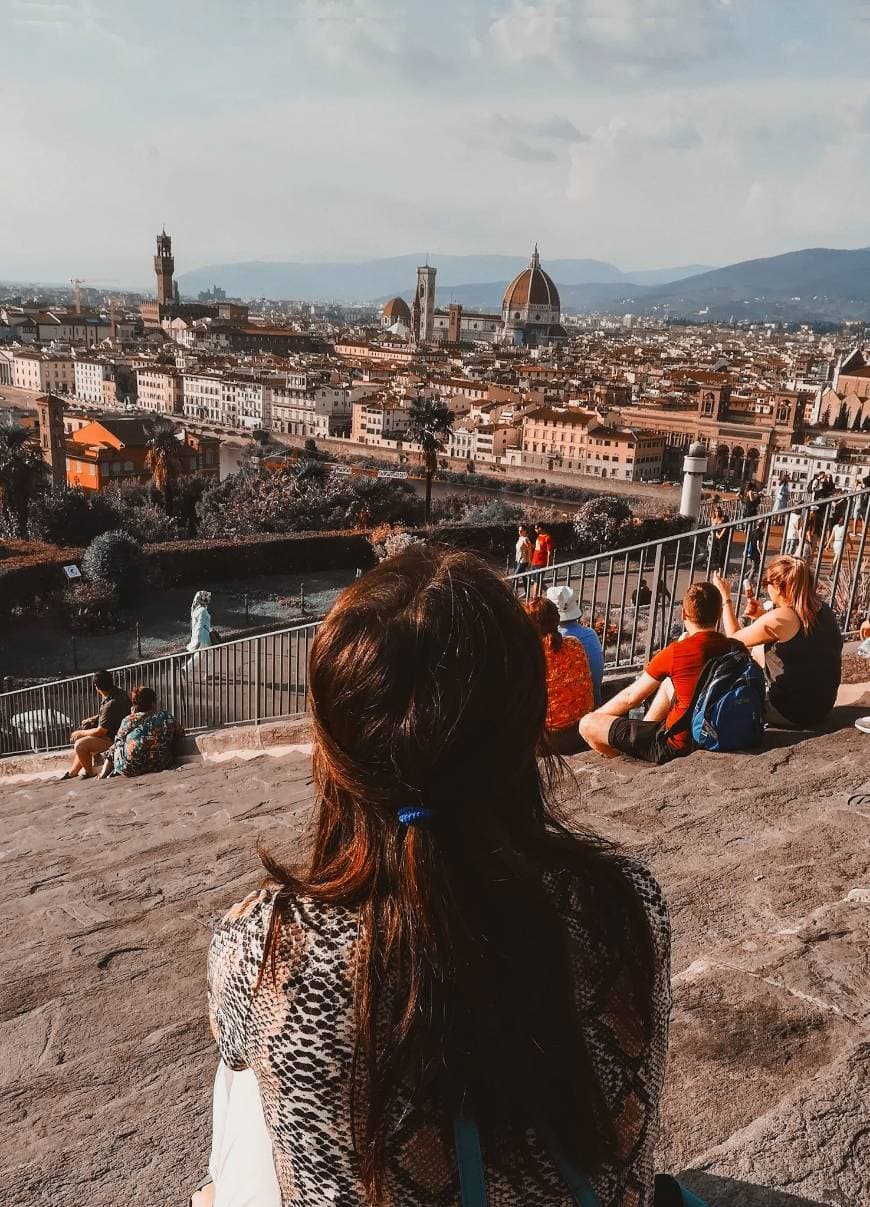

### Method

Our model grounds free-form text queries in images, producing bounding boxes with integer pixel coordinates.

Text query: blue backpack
[666,641,766,753]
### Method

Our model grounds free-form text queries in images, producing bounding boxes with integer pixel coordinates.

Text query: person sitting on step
[579,582,729,765]
[61,670,130,781]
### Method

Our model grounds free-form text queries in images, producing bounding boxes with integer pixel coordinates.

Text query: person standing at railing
[784,509,802,557]
[707,507,728,575]
[514,523,533,576]
[773,477,790,513]
[187,590,213,653]
[530,522,554,596]
[741,485,761,520]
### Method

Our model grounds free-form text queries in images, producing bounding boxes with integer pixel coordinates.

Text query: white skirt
[208,1062,281,1207]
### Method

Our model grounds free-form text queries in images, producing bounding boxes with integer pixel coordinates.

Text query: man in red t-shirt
[579,581,730,764]
[531,523,554,568]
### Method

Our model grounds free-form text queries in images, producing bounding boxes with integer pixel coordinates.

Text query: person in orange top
[525,598,593,755]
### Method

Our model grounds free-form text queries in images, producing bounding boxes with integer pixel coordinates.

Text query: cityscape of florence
[1,3,869,1205]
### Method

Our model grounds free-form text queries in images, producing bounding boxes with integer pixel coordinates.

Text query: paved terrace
[2,694,869,1206]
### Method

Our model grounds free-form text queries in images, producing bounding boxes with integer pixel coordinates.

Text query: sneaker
[855,716,870,734]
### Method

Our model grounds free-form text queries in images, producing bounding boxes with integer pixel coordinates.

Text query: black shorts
[608,717,678,765]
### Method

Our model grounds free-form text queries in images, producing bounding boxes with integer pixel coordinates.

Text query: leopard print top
[208,856,671,1206]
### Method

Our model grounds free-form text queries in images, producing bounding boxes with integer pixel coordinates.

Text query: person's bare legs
[580,678,673,756]
[73,735,111,776]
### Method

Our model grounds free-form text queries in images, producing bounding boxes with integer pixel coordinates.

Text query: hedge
[0,515,692,617]
[0,530,375,615]
[144,530,375,586]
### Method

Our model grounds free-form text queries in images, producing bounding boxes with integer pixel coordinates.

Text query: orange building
[64,416,220,491]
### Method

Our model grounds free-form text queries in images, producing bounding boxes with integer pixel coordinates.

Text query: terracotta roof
[382,297,411,322]
[502,265,560,311]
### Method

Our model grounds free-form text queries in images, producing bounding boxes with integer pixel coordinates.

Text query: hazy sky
[4,0,870,283]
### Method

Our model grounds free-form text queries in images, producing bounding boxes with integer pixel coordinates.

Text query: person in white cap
[546,585,604,707]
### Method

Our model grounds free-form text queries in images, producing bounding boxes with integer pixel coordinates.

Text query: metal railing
[697,490,811,526]
[2,489,868,759]
[513,486,870,671]
[0,622,319,759]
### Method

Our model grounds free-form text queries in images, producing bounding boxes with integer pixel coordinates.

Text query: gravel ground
[1,689,868,1205]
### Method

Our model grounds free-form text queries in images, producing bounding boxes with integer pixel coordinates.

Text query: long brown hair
[765,554,821,631]
[260,546,655,1201]
[524,596,563,651]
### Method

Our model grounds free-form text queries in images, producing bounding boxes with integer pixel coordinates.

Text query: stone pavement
[1,698,869,1206]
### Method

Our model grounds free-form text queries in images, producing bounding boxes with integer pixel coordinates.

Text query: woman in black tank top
[712,556,842,726]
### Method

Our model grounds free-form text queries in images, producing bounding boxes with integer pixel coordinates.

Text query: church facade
[379,246,567,348]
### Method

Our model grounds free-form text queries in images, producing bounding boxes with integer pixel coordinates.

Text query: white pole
[680,442,708,520]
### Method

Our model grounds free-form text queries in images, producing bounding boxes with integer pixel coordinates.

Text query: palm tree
[407,398,454,522]
[0,422,48,538]
[144,417,184,514]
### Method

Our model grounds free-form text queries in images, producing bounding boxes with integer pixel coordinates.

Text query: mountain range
[177,246,870,322]
[177,254,711,303]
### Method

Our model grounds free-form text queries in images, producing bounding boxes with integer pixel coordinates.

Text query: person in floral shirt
[101,685,184,778]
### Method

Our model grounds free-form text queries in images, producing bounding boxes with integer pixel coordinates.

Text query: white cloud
[490,0,737,74]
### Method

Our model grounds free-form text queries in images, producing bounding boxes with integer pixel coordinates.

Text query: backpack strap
[454,1111,488,1207]
[453,1110,600,1207]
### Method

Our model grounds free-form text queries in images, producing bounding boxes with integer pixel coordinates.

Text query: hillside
[177,254,710,303]
[640,246,870,321]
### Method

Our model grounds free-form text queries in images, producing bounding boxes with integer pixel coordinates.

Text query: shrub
[82,530,145,604]
[458,498,523,525]
[196,467,424,539]
[61,581,122,633]
[368,523,423,562]
[28,487,121,546]
[28,484,180,547]
[572,496,633,553]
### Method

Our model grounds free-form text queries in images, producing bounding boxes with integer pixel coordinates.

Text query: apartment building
[518,406,595,472]
[444,418,519,464]
[11,351,75,394]
[182,372,223,423]
[350,398,414,446]
[73,358,114,405]
[269,380,361,439]
[584,428,664,481]
[65,416,220,491]
[513,406,663,481]
[767,442,870,491]
[136,365,183,415]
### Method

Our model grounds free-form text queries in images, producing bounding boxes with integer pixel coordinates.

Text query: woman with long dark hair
[205,547,671,1205]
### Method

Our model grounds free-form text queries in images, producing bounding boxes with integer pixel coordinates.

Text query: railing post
[643,544,664,663]
[254,636,261,725]
[169,654,177,720]
[40,685,50,753]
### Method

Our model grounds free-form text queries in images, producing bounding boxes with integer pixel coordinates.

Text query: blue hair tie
[397,807,436,827]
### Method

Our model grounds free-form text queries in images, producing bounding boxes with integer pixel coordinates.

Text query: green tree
[144,417,184,514]
[0,422,48,538]
[407,398,453,522]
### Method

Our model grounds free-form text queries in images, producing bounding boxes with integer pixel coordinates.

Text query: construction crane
[69,277,118,314]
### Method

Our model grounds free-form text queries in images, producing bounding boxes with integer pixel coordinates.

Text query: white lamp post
[680,441,708,520]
